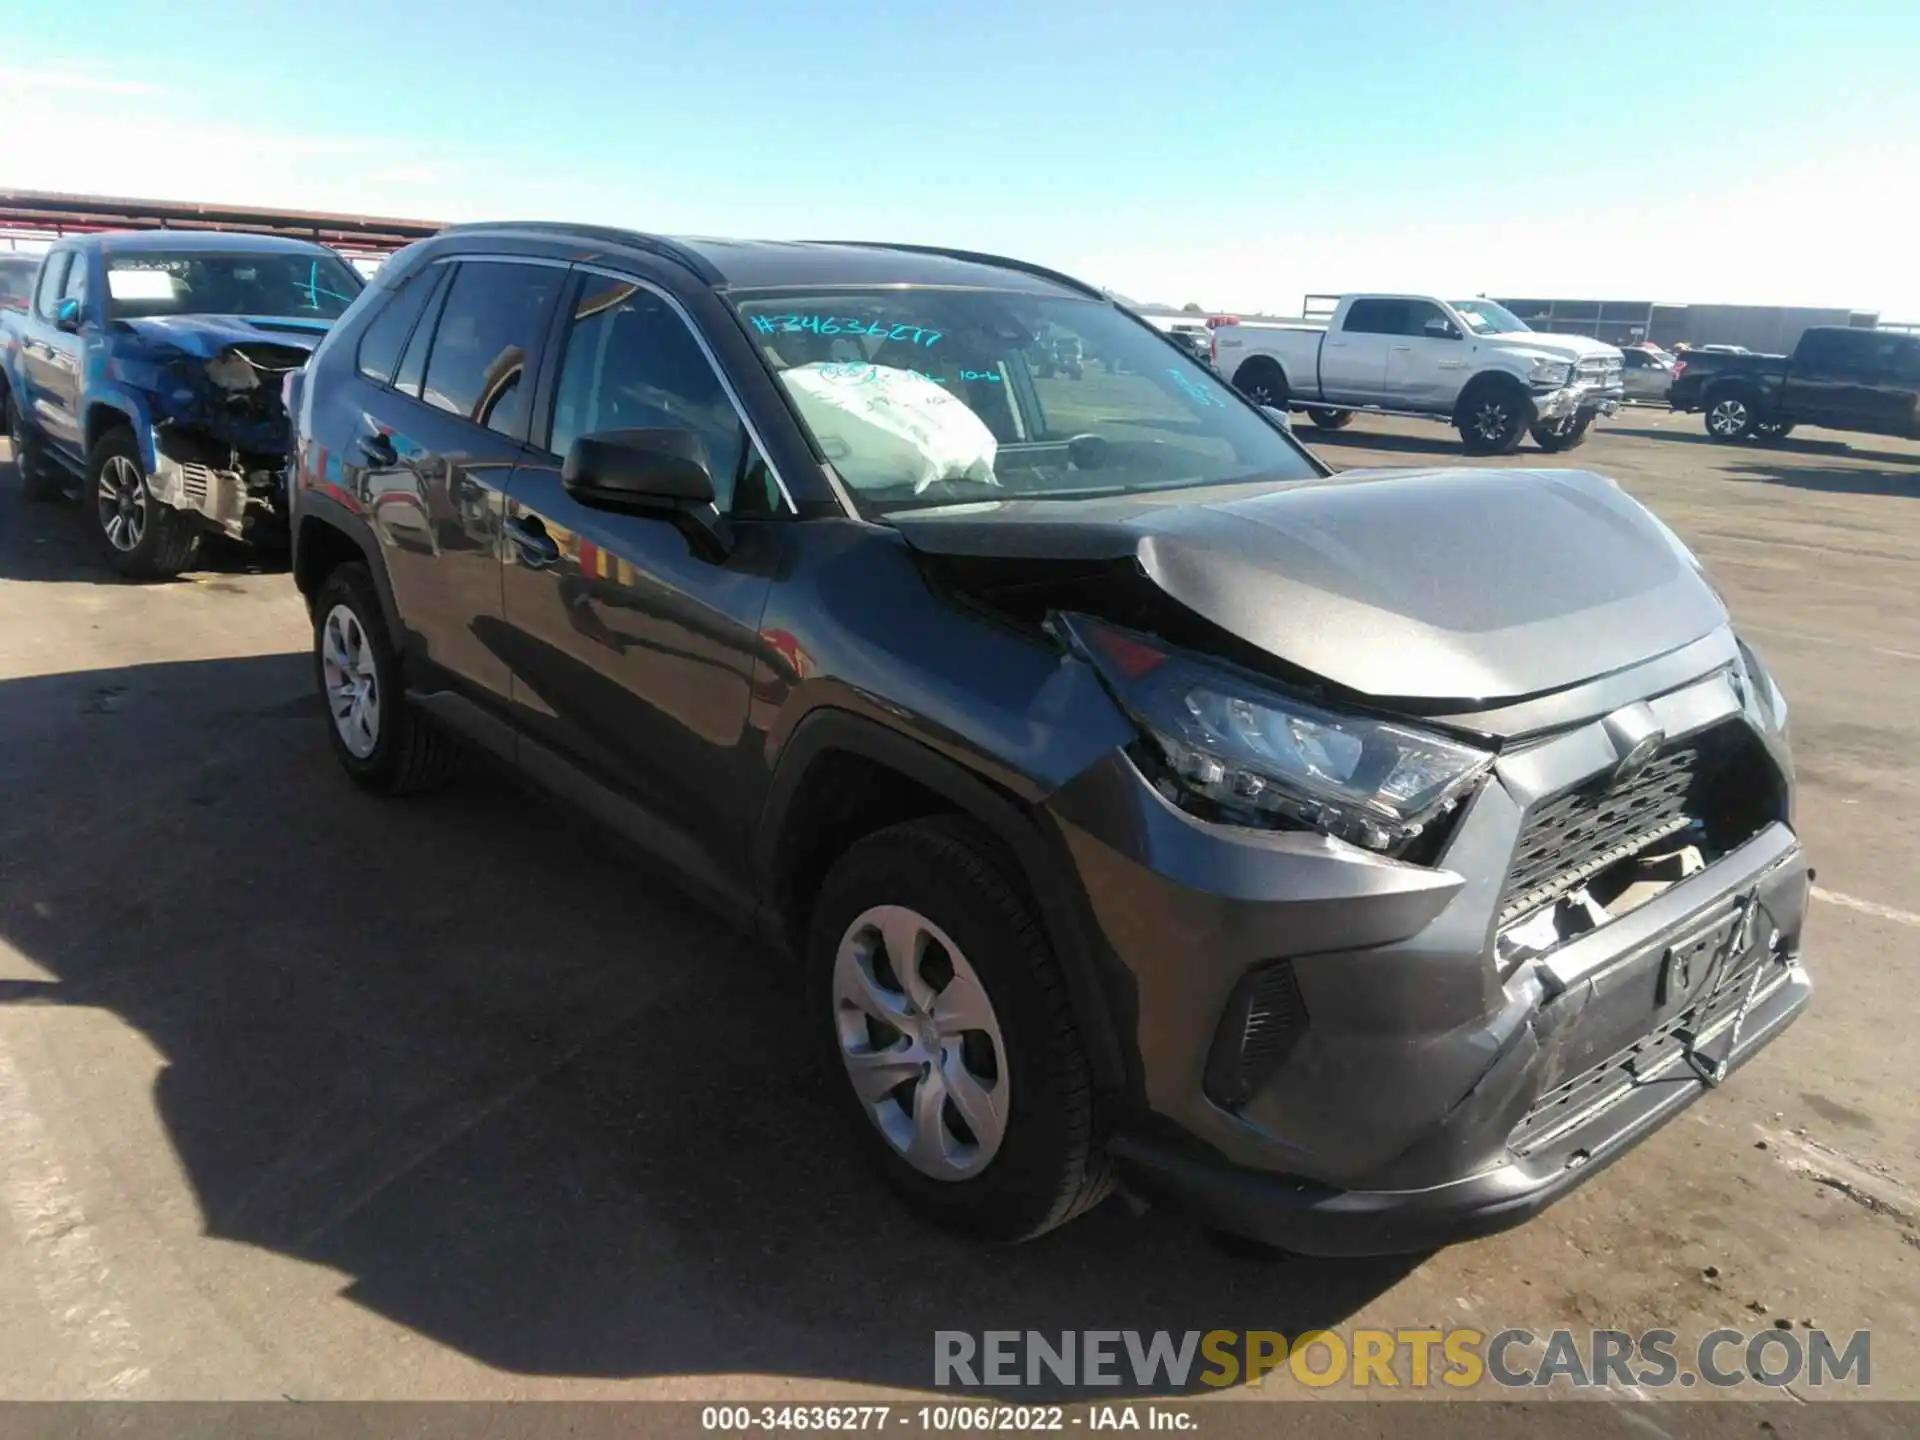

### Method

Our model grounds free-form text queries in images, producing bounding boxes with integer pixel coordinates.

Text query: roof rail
[436,221,724,285]
[804,241,1106,299]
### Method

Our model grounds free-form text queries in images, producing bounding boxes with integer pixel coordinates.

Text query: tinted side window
[60,255,89,310]
[1797,329,1866,375]
[419,261,562,437]
[34,253,70,319]
[356,266,437,385]
[1894,339,1920,384]
[1342,299,1402,335]
[548,278,751,511]
[1400,300,1447,337]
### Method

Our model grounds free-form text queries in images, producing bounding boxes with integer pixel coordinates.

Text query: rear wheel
[1306,407,1352,430]
[1704,390,1760,442]
[1457,380,1529,455]
[1232,360,1290,412]
[1529,410,1594,452]
[88,427,199,577]
[312,562,463,795]
[8,394,64,503]
[811,815,1111,1241]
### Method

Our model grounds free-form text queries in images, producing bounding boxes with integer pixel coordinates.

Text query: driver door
[1384,300,1465,412]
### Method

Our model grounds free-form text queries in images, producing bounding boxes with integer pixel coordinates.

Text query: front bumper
[1536,380,1624,421]
[150,432,290,543]
[1044,656,1806,1255]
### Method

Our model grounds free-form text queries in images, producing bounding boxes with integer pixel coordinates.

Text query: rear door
[1319,299,1397,403]
[498,268,785,876]
[1383,299,1464,411]
[349,255,565,706]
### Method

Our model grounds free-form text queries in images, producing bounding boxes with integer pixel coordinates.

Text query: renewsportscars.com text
[934,1327,1871,1391]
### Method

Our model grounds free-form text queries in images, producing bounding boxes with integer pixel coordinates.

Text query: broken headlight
[1061,614,1494,852]
[1733,635,1788,735]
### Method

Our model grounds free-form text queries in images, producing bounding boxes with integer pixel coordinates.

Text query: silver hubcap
[96,456,148,552]
[832,904,1009,1181]
[1710,399,1748,434]
[321,604,381,758]
[1473,402,1511,440]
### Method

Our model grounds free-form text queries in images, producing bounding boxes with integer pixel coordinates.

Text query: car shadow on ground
[1603,424,1920,468]
[1298,425,1467,459]
[0,648,1416,1396]
[1723,460,1920,500]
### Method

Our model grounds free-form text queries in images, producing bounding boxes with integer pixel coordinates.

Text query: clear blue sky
[5,0,1917,316]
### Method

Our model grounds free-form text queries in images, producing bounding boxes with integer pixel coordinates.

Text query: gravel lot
[0,409,1915,1403]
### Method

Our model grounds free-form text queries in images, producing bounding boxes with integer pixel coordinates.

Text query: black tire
[312,561,463,795]
[810,815,1111,1241]
[87,426,199,576]
[1703,388,1761,442]
[1456,379,1530,455]
[1306,407,1353,430]
[1232,360,1290,412]
[1529,410,1594,452]
[8,393,65,503]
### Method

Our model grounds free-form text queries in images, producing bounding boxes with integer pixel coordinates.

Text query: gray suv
[285,223,1810,1253]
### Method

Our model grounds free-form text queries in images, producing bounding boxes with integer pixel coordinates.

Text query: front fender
[83,385,158,469]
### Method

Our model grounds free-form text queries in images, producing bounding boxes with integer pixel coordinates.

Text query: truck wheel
[88,427,199,577]
[1704,390,1760,442]
[312,561,463,795]
[1457,379,1529,455]
[8,395,65,503]
[1306,407,1352,430]
[1529,411,1594,452]
[811,814,1111,1242]
[1232,359,1290,412]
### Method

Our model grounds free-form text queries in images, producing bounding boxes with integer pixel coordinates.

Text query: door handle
[506,515,560,569]
[1391,344,1411,352]
[354,432,397,467]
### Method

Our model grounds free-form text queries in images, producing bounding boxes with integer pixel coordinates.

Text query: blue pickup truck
[2,231,363,576]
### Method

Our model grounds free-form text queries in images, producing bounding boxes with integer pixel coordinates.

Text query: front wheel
[811,815,1111,1241]
[1704,391,1760,442]
[88,427,199,576]
[1306,407,1353,430]
[1457,384,1530,455]
[1529,411,1594,452]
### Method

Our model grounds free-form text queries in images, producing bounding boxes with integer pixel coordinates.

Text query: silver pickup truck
[1213,294,1625,454]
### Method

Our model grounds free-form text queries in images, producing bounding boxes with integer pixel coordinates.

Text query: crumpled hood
[117,314,329,359]
[891,467,1727,705]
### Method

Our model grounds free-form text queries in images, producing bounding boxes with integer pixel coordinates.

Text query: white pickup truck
[1211,295,1625,454]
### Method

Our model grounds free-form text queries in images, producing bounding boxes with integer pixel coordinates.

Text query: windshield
[1451,299,1530,336]
[105,250,363,321]
[734,290,1320,517]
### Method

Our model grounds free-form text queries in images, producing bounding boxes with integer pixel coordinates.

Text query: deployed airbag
[782,361,997,494]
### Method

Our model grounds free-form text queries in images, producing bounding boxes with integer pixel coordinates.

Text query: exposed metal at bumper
[1044,658,1803,1253]
[1113,954,1808,1257]
[1535,379,1625,420]
[149,433,289,541]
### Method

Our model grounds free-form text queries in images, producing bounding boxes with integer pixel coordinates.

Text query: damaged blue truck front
[2,230,362,576]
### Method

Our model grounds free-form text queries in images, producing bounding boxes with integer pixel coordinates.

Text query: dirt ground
[0,408,1915,1408]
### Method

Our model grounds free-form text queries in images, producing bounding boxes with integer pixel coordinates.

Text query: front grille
[1497,721,1779,927]
[1578,356,1622,381]
[1204,960,1307,1108]
[1509,937,1786,1158]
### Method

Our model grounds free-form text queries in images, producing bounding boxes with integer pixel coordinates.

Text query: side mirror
[1424,317,1459,340]
[562,428,731,558]
[55,298,82,333]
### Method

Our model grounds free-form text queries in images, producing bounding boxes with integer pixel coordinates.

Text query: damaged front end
[135,328,315,544]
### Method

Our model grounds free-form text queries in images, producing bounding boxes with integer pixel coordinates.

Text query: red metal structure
[0,189,443,264]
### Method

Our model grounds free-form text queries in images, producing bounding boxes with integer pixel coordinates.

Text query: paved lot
[0,410,1916,1403]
